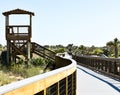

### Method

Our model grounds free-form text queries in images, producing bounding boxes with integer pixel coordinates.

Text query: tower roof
[3,8,35,16]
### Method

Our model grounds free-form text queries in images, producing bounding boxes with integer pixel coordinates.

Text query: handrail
[32,42,56,54]
[73,55,120,80]
[6,26,31,37]
[0,54,77,95]
[31,42,56,60]
[7,25,30,27]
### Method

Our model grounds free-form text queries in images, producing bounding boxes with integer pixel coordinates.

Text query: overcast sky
[0,0,120,46]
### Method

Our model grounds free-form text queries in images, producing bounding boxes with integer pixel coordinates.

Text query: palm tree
[106,38,120,58]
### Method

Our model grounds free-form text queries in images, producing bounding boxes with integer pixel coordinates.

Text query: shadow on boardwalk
[77,65,120,95]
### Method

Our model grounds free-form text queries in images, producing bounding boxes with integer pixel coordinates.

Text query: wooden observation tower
[3,9,34,64]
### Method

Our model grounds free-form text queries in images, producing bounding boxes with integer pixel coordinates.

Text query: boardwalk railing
[73,55,120,80]
[0,54,77,95]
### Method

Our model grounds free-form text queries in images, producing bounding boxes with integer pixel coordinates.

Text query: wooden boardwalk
[77,65,120,95]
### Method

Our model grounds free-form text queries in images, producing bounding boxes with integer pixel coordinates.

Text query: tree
[92,48,103,55]
[66,44,73,54]
[106,38,120,58]
[102,47,110,57]
[79,45,86,55]
[54,48,64,53]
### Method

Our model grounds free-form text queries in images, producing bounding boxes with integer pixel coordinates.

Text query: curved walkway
[77,65,120,95]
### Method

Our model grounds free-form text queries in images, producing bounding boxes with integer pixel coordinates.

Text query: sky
[0,0,120,47]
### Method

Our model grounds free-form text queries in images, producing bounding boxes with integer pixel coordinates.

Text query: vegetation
[0,37,120,86]
[0,44,2,51]
[67,38,120,58]
[41,38,120,58]
[106,38,120,58]
[0,70,16,86]
[0,57,54,86]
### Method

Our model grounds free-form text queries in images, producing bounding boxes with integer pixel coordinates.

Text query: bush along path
[0,57,55,86]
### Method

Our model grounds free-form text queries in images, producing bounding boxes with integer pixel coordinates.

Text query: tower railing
[6,25,31,40]
[0,54,77,95]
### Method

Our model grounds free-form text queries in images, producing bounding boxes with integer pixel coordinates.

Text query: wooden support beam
[12,42,27,56]
[10,42,26,58]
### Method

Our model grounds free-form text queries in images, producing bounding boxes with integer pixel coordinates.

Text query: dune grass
[0,58,54,86]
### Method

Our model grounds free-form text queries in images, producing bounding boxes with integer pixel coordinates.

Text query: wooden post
[72,73,73,95]
[10,43,13,63]
[72,71,76,95]
[30,15,32,37]
[114,62,117,74]
[109,61,112,73]
[6,16,10,64]
[57,82,60,95]
[66,77,68,95]
[7,41,10,64]
[27,40,31,65]
[44,80,46,95]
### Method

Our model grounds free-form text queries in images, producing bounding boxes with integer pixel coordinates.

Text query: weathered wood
[73,55,120,80]
[3,9,34,64]
[3,9,34,16]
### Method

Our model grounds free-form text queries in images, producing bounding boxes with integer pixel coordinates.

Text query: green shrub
[24,66,43,78]
[0,57,54,86]
[54,48,65,53]
[30,58,45,66]
[1,51,7,65]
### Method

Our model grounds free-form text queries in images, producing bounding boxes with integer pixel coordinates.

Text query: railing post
[72,71,76,95]
[44,81,46,95]
[114,62,117,75]
[72,73,73,95]
[105,60,108,72]
[27,41,31,66]
[66,77,68,95]
[58,81,60,95]
[108,61,112,73]
[118,63,120,76]
[101,60,104,70]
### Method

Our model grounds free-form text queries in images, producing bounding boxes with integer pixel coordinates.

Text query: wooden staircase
[9,42,56,62]
[31,42,56,61]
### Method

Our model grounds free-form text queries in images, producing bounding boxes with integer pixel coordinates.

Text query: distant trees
[43,44,108,57]
[47,44,65,53]
[106,38,120,58]
[55,45,65,53]
[79,45,86,55]
[102,47,110,57]
[41,38,120,58]
[66,44,73,54]
[65,44,104,56]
